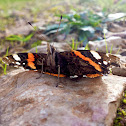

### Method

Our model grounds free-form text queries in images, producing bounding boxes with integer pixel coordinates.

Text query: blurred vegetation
[45,11,104,46]
[6,33,33,45]
[0,0,126,30]
[45,10,125,46]
[0,47,9,75]
[79,0,126,13]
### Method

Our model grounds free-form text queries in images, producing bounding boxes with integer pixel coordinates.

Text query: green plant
[35,46,38,53]
[44,9,126,47]
[1,47,9,75]
[110,44,113,54]
[96,48,98,51]
[31,40,41,53]
[103,32,108,53]
[95,0,126,13]
[85,43,90,50]
[113,89,126,126]
[31,40,41,48]
[6,33,33,45]
[104,32,113,54]
[44,10,103,46]
[68,38,83,50]
[68,38,89,50]
[122,99,126,104]
[116,46,121,54]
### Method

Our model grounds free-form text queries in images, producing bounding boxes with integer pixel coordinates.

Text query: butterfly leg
[36,59,44,79]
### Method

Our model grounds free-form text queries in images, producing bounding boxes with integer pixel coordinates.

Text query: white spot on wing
[14,65,19,68]
[13,54,21,61]
[23,63,25,65]
[103,61,108,65]
[15,62,20,65]
[90,50,101,60]
[26,69,30,71]
[73,75,78,78]
[5,57,9,60]
[83,75,86,77]
[98,62,101,64]
[70,75,78,78]
[34,70,38,71]
[4,57,10,62]
[106,53,109,57]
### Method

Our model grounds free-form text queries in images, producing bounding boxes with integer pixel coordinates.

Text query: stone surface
[88,36,126,54]
[29,41,71,53]
[112,55,126,77]
[5,21,46,36]
[0,70,126,126]
[107,22,126,32]
[106,31,126,39]
[112,67,126,77]
[56,33,78,42]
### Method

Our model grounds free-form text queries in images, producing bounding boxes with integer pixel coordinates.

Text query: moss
[124,94,126,98]
[113,89,126,126]
[121,109,126,116]
[122,99,126,104]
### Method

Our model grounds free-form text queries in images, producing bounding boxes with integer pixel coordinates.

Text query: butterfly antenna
[28,22,46,41]
[56,15,62,36]
[28,15,62,42]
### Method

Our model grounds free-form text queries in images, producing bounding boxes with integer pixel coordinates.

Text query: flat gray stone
[0,70,126,126]
[29,42,71,53]
[88,36,126,54]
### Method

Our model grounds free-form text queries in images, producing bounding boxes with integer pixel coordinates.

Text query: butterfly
[2,43,120,85]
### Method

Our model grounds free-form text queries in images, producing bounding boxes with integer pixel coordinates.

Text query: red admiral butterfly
[2,43,120,82]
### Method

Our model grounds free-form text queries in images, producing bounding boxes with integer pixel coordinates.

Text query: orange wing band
[86,74,103,78]
[44,72,66,77]
[27,53,36,69]
[72,50,102,72]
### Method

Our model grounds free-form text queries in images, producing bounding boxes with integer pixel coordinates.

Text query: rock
[120,51,126,56]
[29,41,71,53]
[35,33,50,42]
[107,22,126,32]
[111,54,126,77]
[88,36,126,54]
[116,20,126,27]
[0,31,6,38]
[5,21,46,36]
[56,33,66,42]
[106,31,126,39]
[56,33,78,42]
[5,25,32,36]
[112,67,126,77]
[0,69,126,126]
